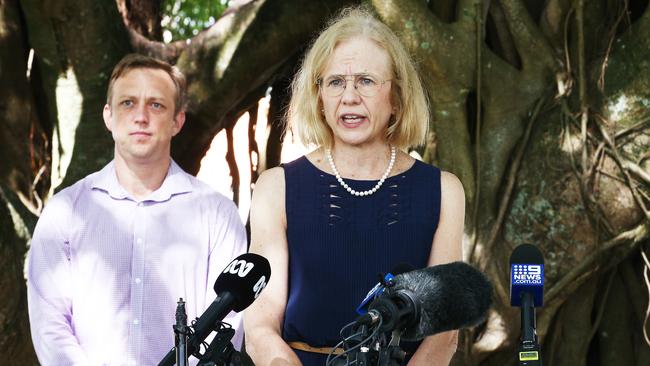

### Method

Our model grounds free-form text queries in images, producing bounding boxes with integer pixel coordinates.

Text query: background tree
[1,0,648,365]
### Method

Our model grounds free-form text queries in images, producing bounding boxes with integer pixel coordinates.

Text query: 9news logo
[512,264,544,285]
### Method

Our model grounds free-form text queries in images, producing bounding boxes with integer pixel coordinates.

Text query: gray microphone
[362,261,493,341]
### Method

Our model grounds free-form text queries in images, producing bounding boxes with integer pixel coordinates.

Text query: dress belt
[288,341,345,355]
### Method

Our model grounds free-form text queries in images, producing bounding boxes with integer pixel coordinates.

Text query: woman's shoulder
[439,170,465,203]
[255,166,286,192]
[439,170,463,188]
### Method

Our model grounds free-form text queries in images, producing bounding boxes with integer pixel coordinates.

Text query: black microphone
[359,261,492,341]
[509,244,544,366]
[158,253,271,366]
[355,262,415,315]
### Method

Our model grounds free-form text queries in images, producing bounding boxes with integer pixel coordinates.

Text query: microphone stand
[346,325,375,366]
[196,326,237,365]
[175,299,189,366]
[518,292,542,366]
[378,330,406,366]
[159,300,238,366]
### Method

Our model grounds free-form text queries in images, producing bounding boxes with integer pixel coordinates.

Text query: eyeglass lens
[321,74,384,97]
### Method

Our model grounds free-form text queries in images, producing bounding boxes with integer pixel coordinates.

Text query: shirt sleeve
[27,196,91,365]
[207,197,248,351]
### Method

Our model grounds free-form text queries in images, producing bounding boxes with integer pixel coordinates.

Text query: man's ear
[172,110,186,136]
[102,104,113,131]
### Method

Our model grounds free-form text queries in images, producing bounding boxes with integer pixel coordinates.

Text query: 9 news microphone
[159,253,271,366]
[510,244,544,366]
[357,261,493,341]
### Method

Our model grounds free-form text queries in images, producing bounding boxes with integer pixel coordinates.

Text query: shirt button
[134,278,141,284]
[133,319,139,325]
[136,238,143,244]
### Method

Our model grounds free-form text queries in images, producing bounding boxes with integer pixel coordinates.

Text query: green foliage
[161,0,230,42]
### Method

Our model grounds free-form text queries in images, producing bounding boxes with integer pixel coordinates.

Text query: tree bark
[0,186,37,363]
[2,1,650,365]
[0,0,46,213]
[116,0,162,40]
[21,0,132,191]
[0,1,44,362]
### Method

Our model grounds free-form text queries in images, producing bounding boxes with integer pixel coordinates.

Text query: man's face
[103,68,185,165]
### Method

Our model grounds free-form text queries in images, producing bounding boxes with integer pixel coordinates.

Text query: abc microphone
[510,244,544,366]
[158,253,271,366]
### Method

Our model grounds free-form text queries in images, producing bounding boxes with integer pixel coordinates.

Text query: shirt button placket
[130,200,147,363]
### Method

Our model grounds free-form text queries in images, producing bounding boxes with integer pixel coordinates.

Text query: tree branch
[371,0,477,91]
[480,91,550,257]
[540,0,573,51]
[128,0,260,63]
[593,116,650,219]
[486,0,520,67]
[499,0,556,71]
[545,220,650,305]
[248,103,260,186]
[225,125,240,206]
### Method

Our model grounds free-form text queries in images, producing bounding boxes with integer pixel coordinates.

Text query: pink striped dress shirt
[27,160,247,365]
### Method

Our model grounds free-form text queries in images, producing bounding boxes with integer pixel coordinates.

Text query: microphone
[509,243,544,366]
[158,253,271,366]
[356,262,414,315]
[358,261,492,341]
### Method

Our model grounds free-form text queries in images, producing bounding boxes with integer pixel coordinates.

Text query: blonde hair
[107,54,187,115]
[287,7,429,150]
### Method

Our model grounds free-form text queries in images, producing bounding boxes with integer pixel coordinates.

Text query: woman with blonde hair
[244,7,465,366]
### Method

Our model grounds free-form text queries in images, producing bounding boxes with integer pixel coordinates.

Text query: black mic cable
[326,317,385,366]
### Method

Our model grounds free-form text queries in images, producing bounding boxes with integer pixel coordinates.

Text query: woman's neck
[327,143,394,180]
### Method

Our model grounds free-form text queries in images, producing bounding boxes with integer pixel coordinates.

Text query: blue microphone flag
[356,273,394,315]
[510,263,544,307]
[509,243,545,307]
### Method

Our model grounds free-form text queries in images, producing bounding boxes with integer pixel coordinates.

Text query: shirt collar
[91,160,193,202]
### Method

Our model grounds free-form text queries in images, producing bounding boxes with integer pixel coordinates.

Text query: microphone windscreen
[213,253,271,312]
[390,261,492,341]
[509,243,544,265]
[390,262,415,275]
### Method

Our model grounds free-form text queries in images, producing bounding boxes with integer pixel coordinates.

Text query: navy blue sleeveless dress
[282,156,441,366]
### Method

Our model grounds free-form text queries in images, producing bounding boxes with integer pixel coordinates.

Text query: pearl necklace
[325,146,396,197]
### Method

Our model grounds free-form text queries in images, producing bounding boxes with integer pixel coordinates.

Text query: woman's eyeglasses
[317,73,391,97]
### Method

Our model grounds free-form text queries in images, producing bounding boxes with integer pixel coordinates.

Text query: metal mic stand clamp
[343,325,378,366]
[377,330,406,366]
[196,323,237,366]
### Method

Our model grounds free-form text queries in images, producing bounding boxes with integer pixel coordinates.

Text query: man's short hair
[106,54,187,115]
